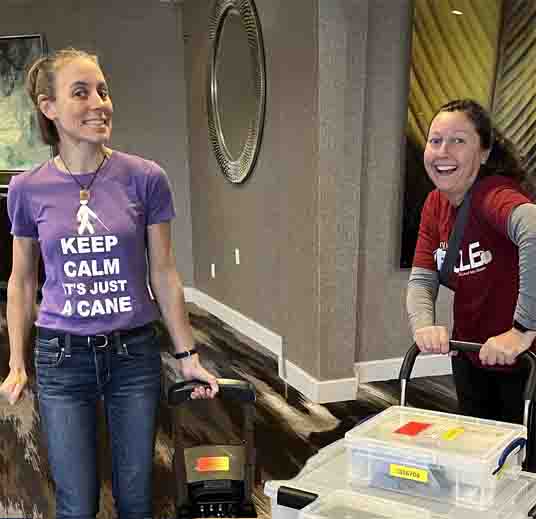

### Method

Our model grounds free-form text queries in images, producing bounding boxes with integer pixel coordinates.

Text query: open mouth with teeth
[83,119,109,127]
[434,164,458,175]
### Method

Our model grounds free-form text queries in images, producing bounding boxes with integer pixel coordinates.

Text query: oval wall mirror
[207,0,266,183]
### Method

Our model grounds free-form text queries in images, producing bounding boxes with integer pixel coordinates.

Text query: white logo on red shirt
[434,241,493,275]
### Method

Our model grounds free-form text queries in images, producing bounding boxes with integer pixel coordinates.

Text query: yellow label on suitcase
[389,464,429,483]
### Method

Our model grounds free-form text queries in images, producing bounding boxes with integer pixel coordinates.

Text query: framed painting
[0,33,50,174]
[0,172,45,299]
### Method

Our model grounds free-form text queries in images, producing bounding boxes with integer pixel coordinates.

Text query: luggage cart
[399,340,536,472]
[167,378,257,519]
[264,340,536,518]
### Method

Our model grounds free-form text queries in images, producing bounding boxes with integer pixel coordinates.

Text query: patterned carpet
[0,304,457,518]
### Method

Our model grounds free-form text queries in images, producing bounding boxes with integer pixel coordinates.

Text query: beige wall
[184,0,321,374]
[356,0,419,361]
[184,0,450,380]
[1,0,194,283]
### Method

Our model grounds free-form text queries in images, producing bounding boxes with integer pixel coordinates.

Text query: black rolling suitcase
[167,378,257,518]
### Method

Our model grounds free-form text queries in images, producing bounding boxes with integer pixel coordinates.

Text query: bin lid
[297,484,534,519]
[298,490,439,519]
[345,406,526,461]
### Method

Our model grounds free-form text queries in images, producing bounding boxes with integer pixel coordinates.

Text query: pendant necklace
[59,153,107,205]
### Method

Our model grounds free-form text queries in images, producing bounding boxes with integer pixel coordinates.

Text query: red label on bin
[394,421,432,436]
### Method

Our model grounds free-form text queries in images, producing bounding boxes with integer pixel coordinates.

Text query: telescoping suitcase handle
[167,377,256,406]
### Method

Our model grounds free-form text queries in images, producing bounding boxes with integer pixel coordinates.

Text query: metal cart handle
[399,341,536,404]
[167,377,256,406]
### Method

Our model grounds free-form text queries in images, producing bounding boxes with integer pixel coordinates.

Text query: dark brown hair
[433,99,532,195]
[25,48,99,147]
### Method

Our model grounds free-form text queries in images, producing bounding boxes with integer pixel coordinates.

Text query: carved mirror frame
[207,0,266,183]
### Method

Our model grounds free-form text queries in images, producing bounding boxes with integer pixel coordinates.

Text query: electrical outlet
[211,263,216,278]
[235,248,240,265]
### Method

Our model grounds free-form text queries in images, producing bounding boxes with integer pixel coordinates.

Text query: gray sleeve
[508,203,536,330]
[407,267,439,336]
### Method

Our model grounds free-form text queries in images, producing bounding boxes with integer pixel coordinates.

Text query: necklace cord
[59,153,107,193]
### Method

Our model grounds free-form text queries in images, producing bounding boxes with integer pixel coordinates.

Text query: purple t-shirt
[8,151,176,335]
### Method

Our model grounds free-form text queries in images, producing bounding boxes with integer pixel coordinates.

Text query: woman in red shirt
[408,99,536,423]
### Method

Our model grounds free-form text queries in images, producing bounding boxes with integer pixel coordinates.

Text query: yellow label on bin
[442,427,465,441]
[389,464,429,483]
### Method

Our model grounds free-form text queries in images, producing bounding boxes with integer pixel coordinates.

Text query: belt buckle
[89,334,109,349]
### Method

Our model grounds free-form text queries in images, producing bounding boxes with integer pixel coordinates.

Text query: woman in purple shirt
[0,48,218,519]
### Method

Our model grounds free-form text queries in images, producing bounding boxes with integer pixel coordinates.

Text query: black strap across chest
[438,187,473,289]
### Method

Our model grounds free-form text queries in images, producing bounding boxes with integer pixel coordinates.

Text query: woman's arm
[407,267,439,334]
[407,266,449,353]
[480,204,536,366]
[0,237,40,404]
[509,203,536,331]
[147,222,218,398]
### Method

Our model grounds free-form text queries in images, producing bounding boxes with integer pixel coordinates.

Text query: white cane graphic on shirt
[77,201,110,235]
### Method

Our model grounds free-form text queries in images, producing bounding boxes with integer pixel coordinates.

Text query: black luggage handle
[167,378,256,406]
[399,341,536,403]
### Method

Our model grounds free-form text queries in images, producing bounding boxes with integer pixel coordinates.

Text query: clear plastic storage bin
[345,406,527,509]
[264,438,536,519]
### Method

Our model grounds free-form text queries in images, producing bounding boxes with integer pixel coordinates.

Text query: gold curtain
[492,0,536,177]
[407,0,503,149]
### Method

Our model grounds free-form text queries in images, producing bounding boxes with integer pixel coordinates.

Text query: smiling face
[424,111,490,205]
[39,57,113,149]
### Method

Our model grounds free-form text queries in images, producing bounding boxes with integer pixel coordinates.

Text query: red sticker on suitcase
[395,421,432,436]
[195,456,230,472]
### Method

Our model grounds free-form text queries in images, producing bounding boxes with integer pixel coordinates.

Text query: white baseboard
[184,288,451,402]
[355,352,452,384]
[184,287,284,373]
[282,360,358,403]
[184,287,357,403]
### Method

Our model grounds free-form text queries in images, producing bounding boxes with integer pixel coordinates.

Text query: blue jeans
[34,324,162,519]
